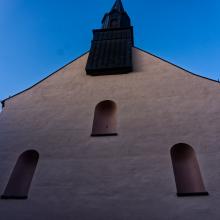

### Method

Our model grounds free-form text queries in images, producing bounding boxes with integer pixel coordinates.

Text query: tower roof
[111,0,125,13]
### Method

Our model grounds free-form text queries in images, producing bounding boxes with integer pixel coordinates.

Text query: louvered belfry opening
[86,0,134,75]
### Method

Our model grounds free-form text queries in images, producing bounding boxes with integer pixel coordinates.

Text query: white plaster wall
[0,48,220,220]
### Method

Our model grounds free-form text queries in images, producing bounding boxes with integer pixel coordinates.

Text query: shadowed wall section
[91,100,117,136]
[1,150,39,199]
[171,143,208,196]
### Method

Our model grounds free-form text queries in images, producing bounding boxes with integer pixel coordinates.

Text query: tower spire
[102,0,130,29]
[111,0,125,13]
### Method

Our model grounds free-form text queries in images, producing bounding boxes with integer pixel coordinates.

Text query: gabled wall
[0,48,220,220]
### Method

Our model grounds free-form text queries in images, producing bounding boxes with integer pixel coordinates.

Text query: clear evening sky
[0,0,220,101]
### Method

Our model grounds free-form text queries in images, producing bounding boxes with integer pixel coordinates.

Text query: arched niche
[1,150,39,199]
[91,100,117,136]
[170,143,208,196]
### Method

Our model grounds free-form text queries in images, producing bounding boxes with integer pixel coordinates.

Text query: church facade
[0,1,220,219]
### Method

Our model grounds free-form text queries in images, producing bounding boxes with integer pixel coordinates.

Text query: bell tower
[86,0,134,75]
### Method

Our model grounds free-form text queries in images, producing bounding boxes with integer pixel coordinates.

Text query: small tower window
[110,19,118,28]
[91,100,117,136]
[1,150,39,199]
[170,143,208,197]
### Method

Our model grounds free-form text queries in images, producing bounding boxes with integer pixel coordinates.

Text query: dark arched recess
[170,143,208,197]
[91,100,117,136]
[1,150,39,199]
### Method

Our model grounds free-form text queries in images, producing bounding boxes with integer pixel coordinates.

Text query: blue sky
[0,0,220,101]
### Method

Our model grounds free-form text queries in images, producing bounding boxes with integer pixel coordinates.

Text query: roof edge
[134,46,220,85]
[1,51,89,108]
[1,47,219,109]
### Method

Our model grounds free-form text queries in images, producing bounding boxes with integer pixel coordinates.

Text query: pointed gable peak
[111,0,125,13]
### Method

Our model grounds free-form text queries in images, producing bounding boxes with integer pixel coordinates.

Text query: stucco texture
[0,48,220,220]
